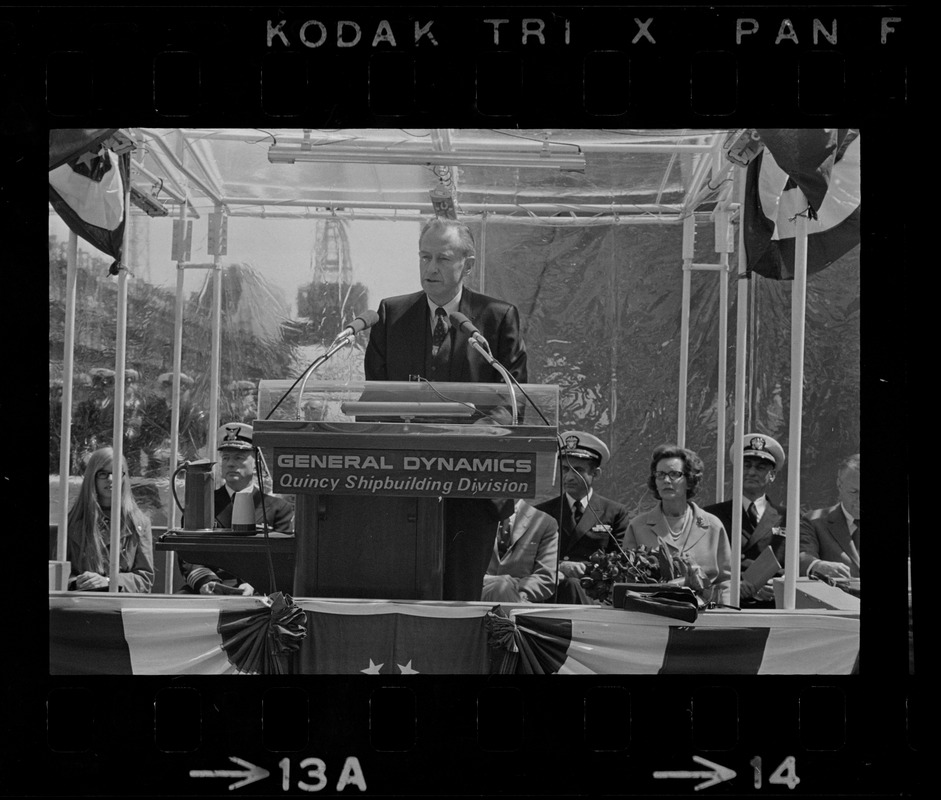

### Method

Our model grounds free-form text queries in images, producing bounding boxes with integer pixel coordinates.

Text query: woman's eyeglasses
[95,471,114,482]
[654,470,685,482]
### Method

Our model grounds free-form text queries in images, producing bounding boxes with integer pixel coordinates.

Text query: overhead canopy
[51,125,860,523]
[130,128,734,220]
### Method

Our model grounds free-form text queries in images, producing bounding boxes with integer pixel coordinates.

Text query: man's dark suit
[364,288,527,384]
[535,492,629,603]
[703,496,786,608]
[179,487,294,592]
[364,287,528,601]
[799,503,860,578]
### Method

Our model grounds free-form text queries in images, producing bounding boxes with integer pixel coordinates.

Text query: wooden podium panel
[293,495,443,600]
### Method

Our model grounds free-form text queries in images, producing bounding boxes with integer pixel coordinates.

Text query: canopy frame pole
[108,171,133,593]
[478,211,487,294]
[55,231,79,564]
[729,168,749,607]
[710,139,734,500]
[162,194,188,592]
[783,195,811,610]
[208,208,223,456]
[714,207,731,502]
[608,221,620,447]
[677,215,695,446]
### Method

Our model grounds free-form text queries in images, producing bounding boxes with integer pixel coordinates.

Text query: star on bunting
[360,659,384,674]
[397,660,420,674]
[74,146,105,169]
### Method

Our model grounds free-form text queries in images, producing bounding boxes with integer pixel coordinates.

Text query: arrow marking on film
[190,756,270,790]
[653,755,737,791]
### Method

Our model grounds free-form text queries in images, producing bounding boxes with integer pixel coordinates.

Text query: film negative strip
[4,3,924,797]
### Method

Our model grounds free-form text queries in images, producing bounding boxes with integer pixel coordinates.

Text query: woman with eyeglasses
[621,443,731,605]
[66,447,154,592]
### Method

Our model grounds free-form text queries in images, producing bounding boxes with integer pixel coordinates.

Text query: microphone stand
[468,337,518,425]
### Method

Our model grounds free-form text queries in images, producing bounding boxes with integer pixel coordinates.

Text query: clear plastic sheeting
[49,127,859,528]
[131,128,728,219]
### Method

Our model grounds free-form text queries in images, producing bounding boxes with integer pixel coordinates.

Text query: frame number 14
[751,756,800,790]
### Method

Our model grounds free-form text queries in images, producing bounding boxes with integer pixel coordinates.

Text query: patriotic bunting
[511,606,859,674]
[49,596,859,676]
[49,129,131,273]
[742,128,861,280]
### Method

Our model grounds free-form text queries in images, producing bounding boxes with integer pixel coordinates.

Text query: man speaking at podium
[364,217,528,600]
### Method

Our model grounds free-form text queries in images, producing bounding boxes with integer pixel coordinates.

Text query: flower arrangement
[580,543,707,605]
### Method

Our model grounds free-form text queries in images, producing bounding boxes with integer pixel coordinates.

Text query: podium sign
[256,379,560,501]
[274,446,544,498]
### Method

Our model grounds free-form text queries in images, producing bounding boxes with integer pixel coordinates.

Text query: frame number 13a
[750,756,800,790]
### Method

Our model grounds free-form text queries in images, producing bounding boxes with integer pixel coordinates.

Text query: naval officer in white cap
[177,422,294,595]
[534,430,629,604]
[704,433,787,607]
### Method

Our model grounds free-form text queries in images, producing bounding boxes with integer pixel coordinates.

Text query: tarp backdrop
[474,218,859,513]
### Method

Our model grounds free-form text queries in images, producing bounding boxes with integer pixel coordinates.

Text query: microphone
[331,310,380,346]
[450,311,519,424]
[449,311,490,350]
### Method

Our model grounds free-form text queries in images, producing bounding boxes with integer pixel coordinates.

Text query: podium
[253,379,560,600]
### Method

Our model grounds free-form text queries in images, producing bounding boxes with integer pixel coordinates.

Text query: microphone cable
[264,358,325,421]
[576,466,629,560]
[265,311,378,421]
[448,312,551,426]
[410,375,485,419]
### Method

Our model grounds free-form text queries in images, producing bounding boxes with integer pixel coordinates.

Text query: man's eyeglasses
[654,470,685,482]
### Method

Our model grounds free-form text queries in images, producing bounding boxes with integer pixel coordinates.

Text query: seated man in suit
[704,433,787,608]
[178,422,294,595]
[535,431,629,604]
[800,453,861,581]
[481,499,559,604]
[364,217,527,601]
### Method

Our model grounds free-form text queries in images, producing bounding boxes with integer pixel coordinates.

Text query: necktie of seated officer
[572,500,583,527]
[852,519,860,557]
[747,501,759,528]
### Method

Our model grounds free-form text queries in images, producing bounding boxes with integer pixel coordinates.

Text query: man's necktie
[497,518,512,557]
[747,501,759,528]
[852,519,860,556]
[572,500,583,528]
[432,307,447,350]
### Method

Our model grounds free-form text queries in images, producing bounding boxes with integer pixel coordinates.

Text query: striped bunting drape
[49,596,858,675]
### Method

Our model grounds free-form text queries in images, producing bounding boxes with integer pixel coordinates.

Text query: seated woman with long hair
[67,447,154,592]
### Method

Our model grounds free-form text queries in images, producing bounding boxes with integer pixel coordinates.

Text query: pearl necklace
[665,507,688,534]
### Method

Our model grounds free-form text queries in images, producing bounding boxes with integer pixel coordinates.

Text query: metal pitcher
[171,459,216,530]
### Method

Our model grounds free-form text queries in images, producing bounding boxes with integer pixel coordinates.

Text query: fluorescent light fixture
[267,144,586,172]
[129,186,169,217]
